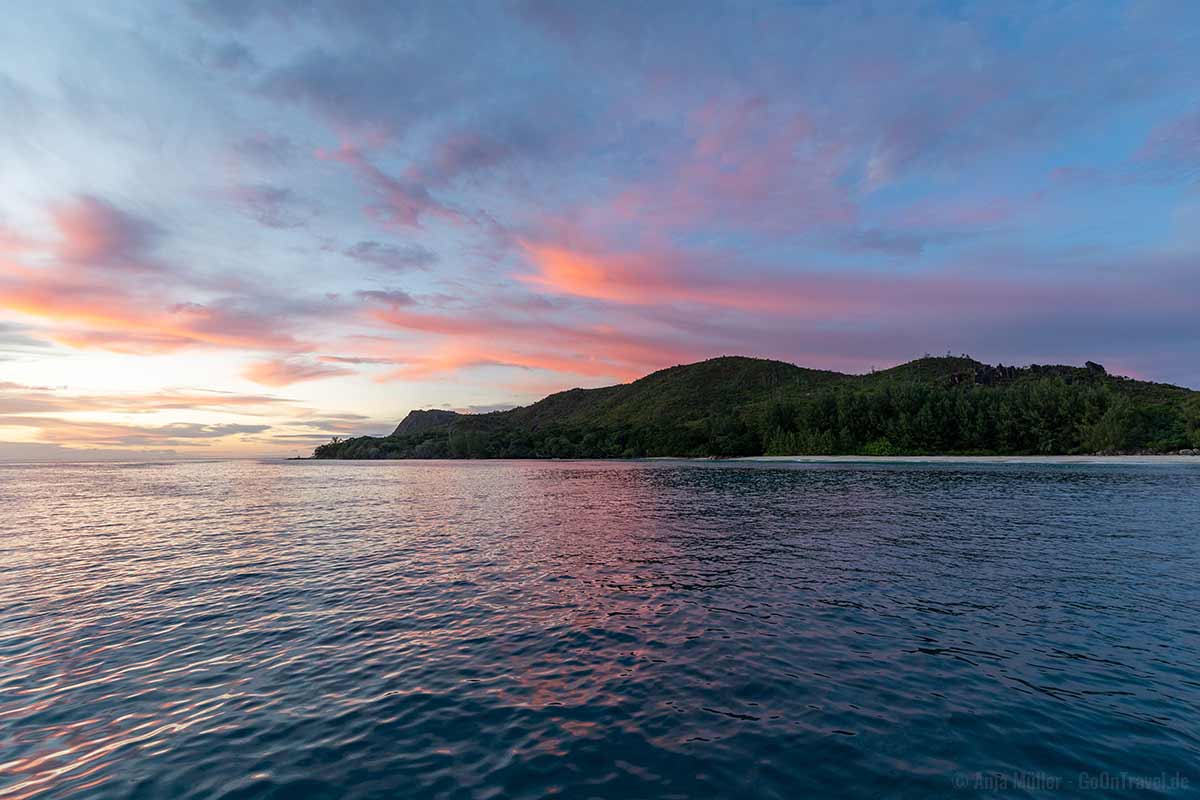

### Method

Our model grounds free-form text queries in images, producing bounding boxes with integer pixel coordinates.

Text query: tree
[1083,395,1134,453]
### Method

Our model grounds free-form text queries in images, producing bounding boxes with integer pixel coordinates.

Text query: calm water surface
[2,460,1198,798]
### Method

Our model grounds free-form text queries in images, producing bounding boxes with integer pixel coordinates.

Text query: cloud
[203,40,257,72]
[0,415,270,447]
[343,240,437,272]
[189,0,429,42]
[0,382,293,415]
[429,133,518,182]
[0,380,381,457]
[242,357,354,386]
[259,47,440,138]
[0,224,34,256]
[7,0,1200,408]
[0,322,52,354]
[0,441,180,461]
[50,195,161,268]
[187,0,280,28]
[318,355,397,365]
[1139,108,1200,182]
[518,237,1200,320]
[319,144,460,229]
[843,229,932,257]
[356,289,415,308]
[230,133,296,166]
[0,193,348,357]
[518,240,845,312]
[606,95,856,236]
[289,415,370,432]
[230,183,315,228]
[0,278,308,353]
[359,300,706,381]
[458,403,518,414]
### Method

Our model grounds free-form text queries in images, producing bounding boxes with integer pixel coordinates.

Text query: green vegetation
[314,356,1200,459]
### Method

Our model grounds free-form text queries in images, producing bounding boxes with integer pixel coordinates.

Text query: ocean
[2,459,1198,798]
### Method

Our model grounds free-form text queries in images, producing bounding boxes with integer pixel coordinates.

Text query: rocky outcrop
[966,363,1021,386]
[1093,448,1200,456]
[391,409,462,437]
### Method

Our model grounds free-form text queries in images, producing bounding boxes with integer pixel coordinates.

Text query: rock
[392,409,462,436]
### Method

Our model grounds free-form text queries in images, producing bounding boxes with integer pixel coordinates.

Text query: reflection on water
[1,460,1198,798]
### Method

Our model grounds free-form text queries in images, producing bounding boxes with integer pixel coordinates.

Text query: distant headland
[314,356,1200,460]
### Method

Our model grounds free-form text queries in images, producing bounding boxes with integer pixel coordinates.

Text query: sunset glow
[2,2,1198,459]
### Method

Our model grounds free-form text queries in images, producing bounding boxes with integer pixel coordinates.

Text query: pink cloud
[430,133,513,180]
[318,143,463,229]
[1139,108,1200,164]
[0,225,33,257]
[0,382,292,415]
[516,234,1200,325]
[243,358,354,386]
[0,275,306,354]
[50,195,160,268]
[357,299,705,382]
[517,239,880,313]
[607,95,855,234]
[0,414,270,447]
[0,194,340,360]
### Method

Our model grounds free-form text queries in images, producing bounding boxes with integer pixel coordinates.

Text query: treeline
[761,379,1198,456]
[315,376,1200,459]
[314,415,761,459]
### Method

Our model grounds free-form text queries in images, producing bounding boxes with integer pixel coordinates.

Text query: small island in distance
[314,355,1200,460]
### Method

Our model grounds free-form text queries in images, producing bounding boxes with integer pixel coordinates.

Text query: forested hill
[314,356,1200,459]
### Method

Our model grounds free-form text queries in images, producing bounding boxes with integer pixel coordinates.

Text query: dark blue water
[2,460,1198,798]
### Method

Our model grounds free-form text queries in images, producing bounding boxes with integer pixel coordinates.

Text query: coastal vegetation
[314,356,1200,459]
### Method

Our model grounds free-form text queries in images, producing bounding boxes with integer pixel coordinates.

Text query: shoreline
[725,454,1200,465]
[298,454,1200,465]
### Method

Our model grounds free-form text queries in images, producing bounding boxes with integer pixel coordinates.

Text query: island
[314,356,1200,459]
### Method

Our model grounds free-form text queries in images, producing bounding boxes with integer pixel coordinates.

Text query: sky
[1,0,1198,459]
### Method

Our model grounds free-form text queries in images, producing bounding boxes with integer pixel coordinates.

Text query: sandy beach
[733,455,1200,466]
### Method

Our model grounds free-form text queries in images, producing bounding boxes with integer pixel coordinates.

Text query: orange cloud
[0,414,270,447]
[0,193,381,398]
[519,236,1147,320]
[518,240,862,313]
[376,344,644,382]
[0,195,319,356]
[0,279,306,353]
[356,302,704,383]
[0,382,385,456]
[0,382,292,415]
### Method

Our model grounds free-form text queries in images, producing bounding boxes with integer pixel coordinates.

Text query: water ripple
[1,460,1198,798]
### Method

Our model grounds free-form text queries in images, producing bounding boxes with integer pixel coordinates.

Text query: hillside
[391,409,462,436]
[315,356,1200,459]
